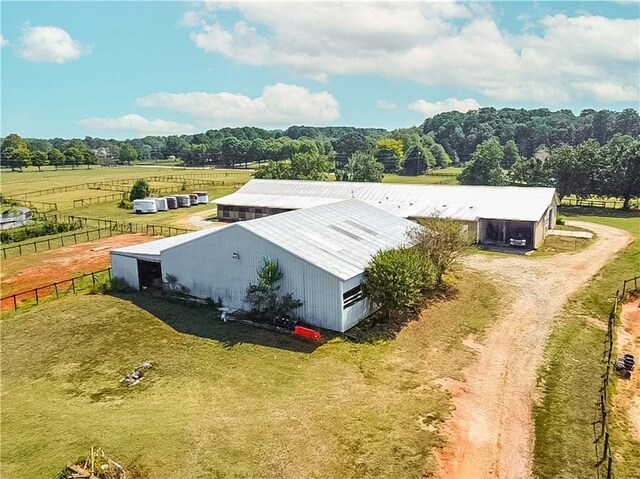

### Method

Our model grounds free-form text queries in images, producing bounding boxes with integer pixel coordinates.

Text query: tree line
[458,135,640,209]
[423,107,640,162]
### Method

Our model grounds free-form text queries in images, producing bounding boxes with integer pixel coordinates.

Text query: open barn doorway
[137,260,163,290]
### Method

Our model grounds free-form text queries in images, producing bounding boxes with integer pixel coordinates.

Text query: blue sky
[1,1,639,139]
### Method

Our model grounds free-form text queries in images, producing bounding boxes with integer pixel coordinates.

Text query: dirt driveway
[434,221,633,479]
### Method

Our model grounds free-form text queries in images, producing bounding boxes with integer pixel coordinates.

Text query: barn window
[343,284,364,309]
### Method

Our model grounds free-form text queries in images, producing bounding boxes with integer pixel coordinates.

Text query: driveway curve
[434,221,633,479]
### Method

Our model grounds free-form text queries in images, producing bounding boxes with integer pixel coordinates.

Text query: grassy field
[0,166,252,197]
[533,208,640,479]
[1,270,503,479]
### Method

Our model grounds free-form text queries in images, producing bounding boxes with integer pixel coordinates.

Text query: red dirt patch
[1,234,158,307]
[615,299,640,440]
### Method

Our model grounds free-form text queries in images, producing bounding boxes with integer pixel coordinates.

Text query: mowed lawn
[1,270,502,479]
[533,209,640,479]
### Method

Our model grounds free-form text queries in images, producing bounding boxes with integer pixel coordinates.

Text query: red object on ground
[294,325,322,341]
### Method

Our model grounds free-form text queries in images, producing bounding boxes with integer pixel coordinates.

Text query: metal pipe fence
[593,275,640,479]
[0,268,112,312]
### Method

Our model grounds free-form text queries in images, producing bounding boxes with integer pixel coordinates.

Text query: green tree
[254,161,293,179]
[458,139,506,186]
[409,216,473,283]
[502,140,521,169]
[119,143,139,164]
[1,133,31,171]
[375,138,404,173]
[403,145,431,176]
[245,257,303,319]
[289,152,332,180]
[63,147,85,169]
[332,132,368,169]
[129,179,151,201]
[31,150,49,171]
[47,148,65,170]
[602,135,640,209]
[2,146,31,171]
[430,142,451,168]
[338,151,384,182]
[363,247,437,320]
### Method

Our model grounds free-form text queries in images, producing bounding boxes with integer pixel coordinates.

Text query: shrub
[245,257,303,319]
[363,247,437,320]
[129,179,150,201]
[556,214,566,225]
[408,216,473,283]
[0,219,80,243]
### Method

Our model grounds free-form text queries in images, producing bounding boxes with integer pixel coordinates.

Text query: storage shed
[111,200,419,332]
[215,179,560,249]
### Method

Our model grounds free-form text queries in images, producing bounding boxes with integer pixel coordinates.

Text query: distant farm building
[215,179,560,249]
[111,200,419,332]
[0,207,32,230]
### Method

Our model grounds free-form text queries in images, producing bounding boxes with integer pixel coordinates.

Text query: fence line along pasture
[3,171,250,200]
[592,275,640,479]
[0,226,123,259]
[39,212,195,237]
[562,197,639,210]
[73,192,125,207]
[0,194,58,212]
[0,268,112,312]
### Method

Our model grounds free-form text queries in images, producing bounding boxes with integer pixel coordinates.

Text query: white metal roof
[216,179,558,222]
[111,226,230,257]
[237,199,419,280]
[111,200,418,281]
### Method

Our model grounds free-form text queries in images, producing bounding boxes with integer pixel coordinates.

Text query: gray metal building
[110,200,419,332]
[216,179,560,249]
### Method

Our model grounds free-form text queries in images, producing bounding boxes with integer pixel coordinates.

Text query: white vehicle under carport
[509,227,532,247]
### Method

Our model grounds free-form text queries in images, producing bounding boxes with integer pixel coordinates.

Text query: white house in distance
[110,200,419,332]
[215,179,560,249]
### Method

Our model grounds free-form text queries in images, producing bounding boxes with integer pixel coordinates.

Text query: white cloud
[17,26,90,63]
[0,35,8,48]
[377,100,398,110]
[78,114,195,136]
[408,98,481,118]
[185,3,640,104]
[136,83,340,127]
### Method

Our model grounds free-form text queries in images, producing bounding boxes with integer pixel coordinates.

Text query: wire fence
[0,268,112,312]
[593,275,640,479]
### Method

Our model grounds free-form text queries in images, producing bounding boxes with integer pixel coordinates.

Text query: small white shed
[111,199,419,332]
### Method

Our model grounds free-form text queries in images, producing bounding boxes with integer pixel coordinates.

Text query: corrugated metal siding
[341,274,376,332]
[111,254,139,289]
[160,226,344,331]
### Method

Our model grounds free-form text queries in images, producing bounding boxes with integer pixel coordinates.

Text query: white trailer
[133,199,158,214]
[154,197,168,211]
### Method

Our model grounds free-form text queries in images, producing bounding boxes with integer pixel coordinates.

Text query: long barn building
[111,200,419,332]
[215,179,560,249]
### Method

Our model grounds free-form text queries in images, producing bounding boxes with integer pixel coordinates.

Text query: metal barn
[110,200,419,332]
[215,180,560,249]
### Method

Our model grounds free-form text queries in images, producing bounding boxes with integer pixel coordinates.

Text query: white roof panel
[216,179,558,222]
[111,226,230,256]
[238,199,419,280]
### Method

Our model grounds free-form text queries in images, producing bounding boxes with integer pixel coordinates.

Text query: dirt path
[434,221,633,479]
[615,299,640,439]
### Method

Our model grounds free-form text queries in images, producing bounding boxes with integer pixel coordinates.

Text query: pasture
[0,271,502,479]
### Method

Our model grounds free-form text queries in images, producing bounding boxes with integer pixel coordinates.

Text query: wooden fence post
[54,283,59,298]
[71,279,76,294]
[13,295,17,311]
[35,289,39,305]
